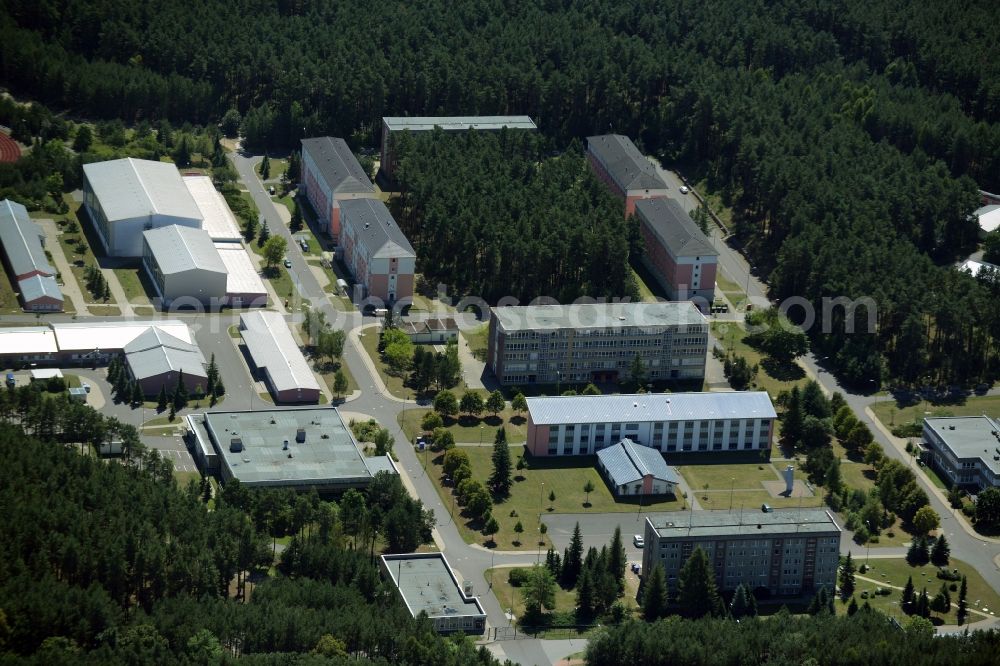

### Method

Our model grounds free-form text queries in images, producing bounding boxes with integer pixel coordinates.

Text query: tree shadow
[483,415,503,427]
[760,357,805,381]
[510,415,526,426]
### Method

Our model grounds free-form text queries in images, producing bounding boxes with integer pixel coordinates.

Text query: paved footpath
[37,218,89,315]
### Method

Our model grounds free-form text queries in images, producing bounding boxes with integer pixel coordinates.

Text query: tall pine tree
[562,522,584,587]
[488,427,512,497]
[677,547,723,618]
[641,563,668,621]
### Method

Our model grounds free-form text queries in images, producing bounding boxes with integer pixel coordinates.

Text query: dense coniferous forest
[1,0,1000,384]
[586,613,1000,665]
[0,396,489,664]
[394,131,641,303]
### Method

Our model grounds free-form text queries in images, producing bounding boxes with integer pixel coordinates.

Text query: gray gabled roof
[124,327,207,380]
[240,311,321,394]
[340,198,415,259]
[586,134,668,192]
[0,199,55,277]
[143,225,226,276]
[597,438,679,486]
[301,137,374,194]
[82,158,202,223]
[635,198,717,259]
[18,274,63,303]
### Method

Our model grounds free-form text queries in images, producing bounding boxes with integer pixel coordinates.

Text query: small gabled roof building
[239,311,321,404]
[597,438,680,496]
[0,199,64,311]
[124,327,208,396]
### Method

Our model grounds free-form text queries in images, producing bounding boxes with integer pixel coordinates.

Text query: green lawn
[715,272,745,306]
[0,267,22,313]
[870,395,1000,432]
[87,304,121,316]
[710,321,810,398]
[461,323,489,362]
[838,461,877,493]
[266,266,295,302]
[292,227,323,256]
[843,557,1000,626]
[112,266,152,304]
[358,327,409,398]
[173,470,202,489]
[399,407,528,444]
[427,446,685,550]
[295,323,359,398]
[922,464,949,490]
[485,566,585,625]
[677,462,824,511]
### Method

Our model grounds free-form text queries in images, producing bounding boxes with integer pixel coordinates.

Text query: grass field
[0,268,22,313]
[87,304,121,316]
[710,321,810,398]
[838,461,876,493]
[427,446,684,550]
[295,323,359,398]
[400,407,528,444]
[460,323,488,361]
[112,266,152,304]
[677,461,824,511]
[870,395,1000,432]
[843,557,1000,626]
[485,566,584,626]
[358,327,409,398]
[715,272,745,306]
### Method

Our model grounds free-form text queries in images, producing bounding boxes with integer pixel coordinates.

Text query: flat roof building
[526,391,776,456]
[183,175,243,242]
[635,198,717,309]
[339,198,415,306]
[0,320,196,366]
[215,242,268,307]
[975,204,1000,238]
[239,311,321,403]
[0,199,63,311]
[642,509,841,597]
[142,225,227,307]
[959,258,999,280]
[300,137,376,237]
[586,134,669,216]
[596,438,680,497]
[82,158,203,256]
[380,553,487,634]
[923,416,1000,491]
[488,302,708,386]
[400,316,459,344]
[124,326,208,397]
[186,408,396,491]
[380,115,536,177]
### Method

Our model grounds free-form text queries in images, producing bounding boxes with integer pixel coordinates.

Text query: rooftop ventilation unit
[282,439,289,451]
[230,437,243,453]
[296,427,306,443]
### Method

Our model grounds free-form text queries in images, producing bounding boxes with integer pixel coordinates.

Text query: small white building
[82,158,202,256]
[142,225,227,307]
[975,205,1000,239]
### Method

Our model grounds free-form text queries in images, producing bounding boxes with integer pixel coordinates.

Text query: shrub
[508,568,530,587]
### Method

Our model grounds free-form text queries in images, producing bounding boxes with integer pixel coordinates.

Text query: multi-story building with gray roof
[487,302,707,386]
[635,198,718,309]
[923,416,1000,491]
[339,198,415,305]
[300,137,377,237]
[586,134,669,216]
[526,391,776,457]
[642,509,841,597]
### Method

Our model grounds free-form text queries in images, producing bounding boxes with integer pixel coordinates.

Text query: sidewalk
[100,265,134,317]
[37,218,89,315]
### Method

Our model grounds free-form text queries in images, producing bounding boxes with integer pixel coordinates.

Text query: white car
[679,185,690,194]
[633,534,645,548]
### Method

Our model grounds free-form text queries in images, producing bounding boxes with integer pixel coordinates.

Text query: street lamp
[864,521,872,566]
[744,265,754,311]
[729,477,735,511]
[479,423,484,446]
[538,482,545,563]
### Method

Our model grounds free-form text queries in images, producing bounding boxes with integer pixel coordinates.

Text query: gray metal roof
[365,455,399,476]
[340,198,416,259]
[925,416,1000,476]
[124,327,207,380]
[301,137,374,194]
[18,274,63,303]
[492,301,706,332]
[82,158,202,223]
[597,438,680,486]
[383,116,536,132]
[635,198,717,259]
[382,553,487,620]
[239,311,321,394]
[143,225,226,276]
[0,199,56,277]
[204,408,372,486]
[586,134,668,192]
[527,391,776,425]
[648,508,840,539]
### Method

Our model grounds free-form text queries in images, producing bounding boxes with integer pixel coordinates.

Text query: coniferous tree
[562,522,584,586]
[847,597,859,616]
[902,575,915,613]
[930,534,950,566]
[839,552,856,599]
[173,371,189,410]
[677,547,723,618]
[916,588,931,618]
[488,427,512,497]
[641,563,668,621]
[730,584,751,619]
[608,526,626,593]
[131,380,143,407]
[575,566,595,621]
[782,386,804,447]
[957,575,969,625]
[156,384,168,412]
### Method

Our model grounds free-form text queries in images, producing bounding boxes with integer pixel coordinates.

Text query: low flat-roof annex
[183,176,243,241]
[925,416,1000,477]
[381,553,487,621]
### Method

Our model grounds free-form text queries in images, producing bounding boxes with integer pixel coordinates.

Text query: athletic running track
[0,132,21,163]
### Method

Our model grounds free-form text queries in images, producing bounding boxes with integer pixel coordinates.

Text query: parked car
[633,534,644,548]
[5,373,14,388]
[679,185,690,194]
[268,185,275,195]
[283,258,292,268]
[761,503,773,513]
